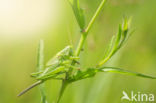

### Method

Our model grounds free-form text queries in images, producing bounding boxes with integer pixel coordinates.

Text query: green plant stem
[75,32,87,56]
[85,0,106,35]
[97,55,111,67]
[39,84,47,103]
[75,0,106,56]
[56,80,68,103]
[57,0,107,102]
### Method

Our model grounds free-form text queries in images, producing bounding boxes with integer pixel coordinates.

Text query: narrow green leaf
[103,35,115,59]
[122,17,129,33]
[99,67,156,79]
[37,40,44,71]
[117,17,131,48]
[37,40,48,103]
[97,18,132,67]
[68,0,85,30]
[114,24,122,48]
[40,85,48,103]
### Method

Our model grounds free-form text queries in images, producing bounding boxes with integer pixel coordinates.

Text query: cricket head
[46,45,74,66]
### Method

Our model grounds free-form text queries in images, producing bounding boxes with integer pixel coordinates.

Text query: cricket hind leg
[17,80,43,97]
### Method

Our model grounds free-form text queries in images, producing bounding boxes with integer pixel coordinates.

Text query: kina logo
[121,91,154,102]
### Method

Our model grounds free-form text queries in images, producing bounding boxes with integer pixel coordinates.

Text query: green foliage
[18,0,156,103]
[97,18,132,67]
[99,67,156,79]
[68,0,85,30]
[37,40,48,103]
[37,40,44,72]
[68,67,156,83]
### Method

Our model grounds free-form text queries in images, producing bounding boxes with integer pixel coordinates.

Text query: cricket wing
[46,56,59,66]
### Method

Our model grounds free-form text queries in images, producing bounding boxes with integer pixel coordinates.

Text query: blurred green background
[0,0,156,103]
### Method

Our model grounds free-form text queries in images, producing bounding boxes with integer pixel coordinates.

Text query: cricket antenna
[17,80,43,97]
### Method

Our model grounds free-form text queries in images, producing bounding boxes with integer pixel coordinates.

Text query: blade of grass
[99,67,156,79]
[37,40,44,71]
[37,40,48,103]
